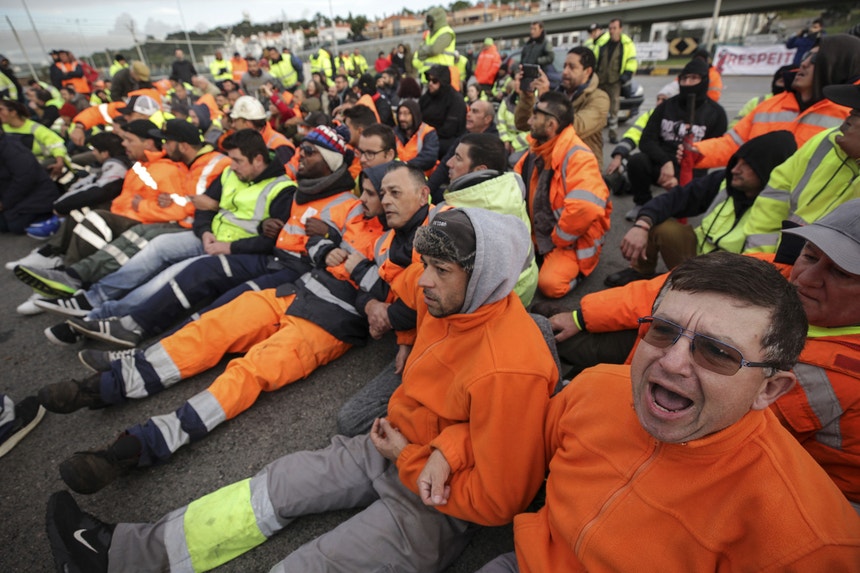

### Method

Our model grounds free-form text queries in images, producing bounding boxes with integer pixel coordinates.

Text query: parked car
[501,45,644,122]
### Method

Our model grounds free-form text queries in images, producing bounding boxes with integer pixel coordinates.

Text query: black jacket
[0,132,59,225]
[419,65,466,158]
[639,93,727,168]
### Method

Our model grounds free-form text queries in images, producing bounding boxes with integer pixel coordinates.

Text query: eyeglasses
[299,143,317,156]
[637,316,780,376]
[356,148,387,160]
[801,51,818,65]
[533,104,559,122]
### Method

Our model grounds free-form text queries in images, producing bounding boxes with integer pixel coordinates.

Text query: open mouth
[651,383,694,413]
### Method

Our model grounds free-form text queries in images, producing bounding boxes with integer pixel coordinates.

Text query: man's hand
[605,154,623,175]
[657,161,677,190]
[394,344,412,374]
[304,217,330,237]
[191,195,219,210]
[676,142,700,163]
[325,247,348,268]
[620,224,650,263]
[365,299,392,339]
[156,192,173,208]
[131,194,143,211]
[201,231,230,254]
[532,68,551,96]
[261,218,284,239]
[343,251,365,274]
[48,158,65,179]
[70,125,86,147]
[418,449,452,506]
[370,417,409,461]
[550,311,581,343]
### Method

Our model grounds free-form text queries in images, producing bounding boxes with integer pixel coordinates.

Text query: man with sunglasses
[479,251,860,572]
[514,91,610,299]
[548,199,860,511]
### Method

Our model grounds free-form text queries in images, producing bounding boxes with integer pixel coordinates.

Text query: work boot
[38,374,107,414]
[46,490,113,573]
[609,129,618,144]
[59,433,142,494]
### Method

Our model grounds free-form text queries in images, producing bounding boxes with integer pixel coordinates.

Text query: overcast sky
[2,0,442,67]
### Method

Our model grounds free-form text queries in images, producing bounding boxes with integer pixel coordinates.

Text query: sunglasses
[637,316,780,376]
[801,51,818,65]
[532,104,559,122]
[427,77,440,84]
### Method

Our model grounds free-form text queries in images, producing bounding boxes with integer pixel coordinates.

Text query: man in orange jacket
[474,38,501,96]
[547,199,860,510]
[691,34,860,168]
[481,251,860,572]
[46,207,559,573]
[515,91,611,298]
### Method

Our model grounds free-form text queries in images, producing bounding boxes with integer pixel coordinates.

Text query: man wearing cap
[743,83,860,254]
[61,126,360,348]
[603,130,797,288]
[229,94,295,166]
[25,121,238,319]
[546,200,860,511]
[111,60,153,101]
[419,65,466,159]
[515,91,611,299]
[483,251,860,573]
[583,23,604,55]
[41,163,426,495]
[46,205,558,573]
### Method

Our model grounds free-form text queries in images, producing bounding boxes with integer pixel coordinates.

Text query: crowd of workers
[0,7,859,571]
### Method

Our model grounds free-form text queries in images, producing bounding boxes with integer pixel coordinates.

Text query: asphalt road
[0,74,770,572]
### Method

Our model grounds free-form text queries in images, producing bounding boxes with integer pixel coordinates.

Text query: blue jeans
[86,231,203,307]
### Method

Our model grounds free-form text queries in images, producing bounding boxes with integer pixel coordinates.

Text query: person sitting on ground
[46,207,558,573]
[515,91,611,299]
[626,57,727,221]
[419,65,466,158]
[690,34,860,169]
[545,200,860,509]
[393,99,439,175]
[603,130,797,287]
[0,129,59,235]
[481,251,860,572]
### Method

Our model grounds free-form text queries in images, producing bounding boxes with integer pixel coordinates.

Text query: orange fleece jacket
[513,364,860,572]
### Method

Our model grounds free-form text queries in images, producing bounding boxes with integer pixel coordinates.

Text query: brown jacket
[515,73,609,169]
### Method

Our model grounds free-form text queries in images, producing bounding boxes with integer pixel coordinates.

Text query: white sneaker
[17,293,46,316]
[5,249,63,271]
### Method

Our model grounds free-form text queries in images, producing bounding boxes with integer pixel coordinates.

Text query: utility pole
[5,15,39,80]
[21,0,48,60]
[176,0,198,67]
[126,20,147,65]
[704,0,723,51]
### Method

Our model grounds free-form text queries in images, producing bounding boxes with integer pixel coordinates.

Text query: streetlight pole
[176,0,198,67]
[704,0,723,52]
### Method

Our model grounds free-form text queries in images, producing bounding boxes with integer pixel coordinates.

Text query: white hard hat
[230,95,267,120]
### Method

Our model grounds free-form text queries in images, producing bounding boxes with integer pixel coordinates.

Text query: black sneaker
[60,433,142,494]
[0,397,46,458]
[46,490,113,573]
[34,290,93,318]
[44,323,83,346]
[67,317,141,348]
[78,348,135,373]
[604,267,655,288]
[38,374,107,414]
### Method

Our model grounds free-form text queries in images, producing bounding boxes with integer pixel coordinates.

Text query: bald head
[466,100,495,133]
